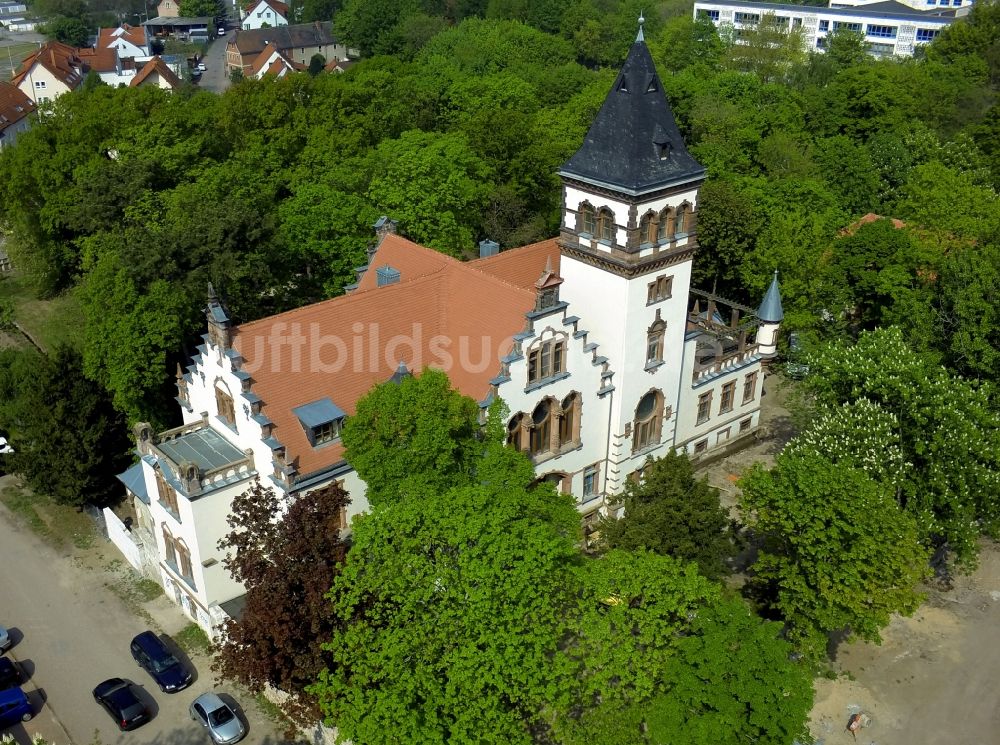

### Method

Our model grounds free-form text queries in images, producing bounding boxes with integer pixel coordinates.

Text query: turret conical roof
[559,35,704,196]
[757,271,784,323]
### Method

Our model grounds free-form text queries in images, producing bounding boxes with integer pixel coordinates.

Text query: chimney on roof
[478,239,499,258]
[375,266,400,287]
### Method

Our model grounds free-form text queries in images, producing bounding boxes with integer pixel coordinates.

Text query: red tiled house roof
[130,57,182,88]
[11,41,85,90]
[0,80,36,134]
[98,23,147,49]
[232,234,557,477]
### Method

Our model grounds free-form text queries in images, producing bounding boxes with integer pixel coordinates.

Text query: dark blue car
[130,631,192,693]
[0,687,32,729]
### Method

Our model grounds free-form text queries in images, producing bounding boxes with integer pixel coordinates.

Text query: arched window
[646,313,666,364]
[657,207,675,242]
[633,390,664,451]
[559,392,580,447]
[507,413,527,451]
[215,380,237,430]
[676,203,689,234]
[530,400,553,456]
[579,203,596,235]
[640,212,656,245]
[598,208,615,243]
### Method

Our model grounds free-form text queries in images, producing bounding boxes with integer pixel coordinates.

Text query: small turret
[756,270,783,358]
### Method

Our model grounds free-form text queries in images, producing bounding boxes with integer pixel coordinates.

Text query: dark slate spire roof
[757,271,784,323]
[559,34,705,196]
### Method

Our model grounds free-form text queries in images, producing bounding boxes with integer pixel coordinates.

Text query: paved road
[196,33,233,94]
[0,500,289,745]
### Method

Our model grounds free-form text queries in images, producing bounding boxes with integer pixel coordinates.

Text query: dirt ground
[698,371,1000,745]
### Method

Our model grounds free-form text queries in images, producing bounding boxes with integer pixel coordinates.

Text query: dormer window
[293,397,347,448]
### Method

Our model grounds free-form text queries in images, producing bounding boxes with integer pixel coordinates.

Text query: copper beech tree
[214,477,350,724]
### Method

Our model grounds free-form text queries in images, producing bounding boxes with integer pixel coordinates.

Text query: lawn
[0,41,38,82]
[0,480,97,550]
[0,271,83,352]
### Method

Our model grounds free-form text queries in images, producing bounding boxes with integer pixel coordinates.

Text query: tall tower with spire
[555,19,708,491]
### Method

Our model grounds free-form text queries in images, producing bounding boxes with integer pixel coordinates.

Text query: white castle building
[116,27,784,634]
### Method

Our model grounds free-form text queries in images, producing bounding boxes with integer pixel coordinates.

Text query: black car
[130,631,192,693]
[92,678,149,731]
[0,657,22,691]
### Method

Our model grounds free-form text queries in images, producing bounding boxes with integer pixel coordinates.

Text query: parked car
[130,631,192,693]
[92,678,149,731]
[189,692,246,744]
[0,687,32,728]
[217,26,226,35]
[0,659,22,691]
[197,62,207,72]
[0,437,12,455]
[0,626,10,652]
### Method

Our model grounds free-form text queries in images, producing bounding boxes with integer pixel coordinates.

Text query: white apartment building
[695,0,962,57]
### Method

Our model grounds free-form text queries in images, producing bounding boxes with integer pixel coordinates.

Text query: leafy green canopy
[5,346,132,507]
[802,327,1000,568]
[599,450,735,579]
[320,376,813,744]
[741,450,929,658]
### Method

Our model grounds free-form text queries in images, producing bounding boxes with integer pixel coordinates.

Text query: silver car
[189,692,246,744]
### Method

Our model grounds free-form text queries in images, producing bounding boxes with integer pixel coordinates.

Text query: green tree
[307,53,326,75]
[43,15,89,46]
[8,346,132,507]
[179,0,223,17]
[741,450,929,657]
[215,478,350,723]
[656,598,814,745]
[312,479,583,745]
[722,13,806,83]
[365,130,492,255]
[802,327,1000,567]
[341,368,482,508]
[599,451,734,579]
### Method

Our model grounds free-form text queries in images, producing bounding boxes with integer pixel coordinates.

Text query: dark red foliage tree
[214,477,350,723]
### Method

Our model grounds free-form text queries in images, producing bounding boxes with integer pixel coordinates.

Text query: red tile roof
[77,46,123,73]
[248,42,303,77]
[98,23,147,50]
[0,80,36,133]
[130,56,182,89]
[232,234,556,477]
[11,41,84,90]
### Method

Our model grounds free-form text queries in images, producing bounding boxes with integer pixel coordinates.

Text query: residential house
[77,46,140,86]
[248,42,304,78]
[98,24,150,60]
[241,0,289,30]
[694,0,961,57]
[157,0,180,17]
[119,26,784,636]
[324,57,355,74]
[11,41,86,104]
[130,56,183,89]
[0,80,36,149]
[226,21,348,75]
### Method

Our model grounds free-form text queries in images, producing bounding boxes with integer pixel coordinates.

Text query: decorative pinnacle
[637,12,645,42]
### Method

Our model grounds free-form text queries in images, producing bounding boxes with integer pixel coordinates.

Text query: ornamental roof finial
[637,12,645,42]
